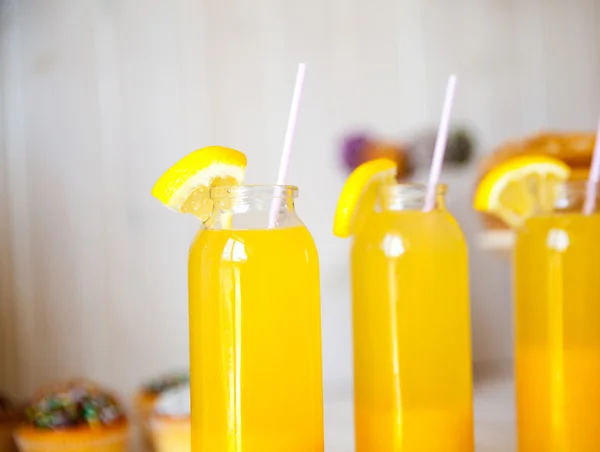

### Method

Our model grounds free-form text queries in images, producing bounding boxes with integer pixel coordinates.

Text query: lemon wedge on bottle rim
[474,155,571,228]
[334,159,398,238]
[152,146,247,222]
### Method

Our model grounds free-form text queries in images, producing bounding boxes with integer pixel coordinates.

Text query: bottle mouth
[554,179,600,212]
[378,183,447,211]
[379,183,448,197]
[555,179,598,193]
[210,185,299,200]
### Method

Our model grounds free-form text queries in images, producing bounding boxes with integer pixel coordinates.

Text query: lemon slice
[334,159,397,238]
[152,146,246,222]
[474,155,570,228]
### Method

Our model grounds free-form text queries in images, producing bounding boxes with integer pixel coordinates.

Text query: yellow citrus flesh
[474,155,570,228]
[152,146,246,222]
[333,159,398,238]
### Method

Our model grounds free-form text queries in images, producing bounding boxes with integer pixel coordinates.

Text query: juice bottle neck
[379,183,447,212]
[553,180,600,214]
[207,185,303,230]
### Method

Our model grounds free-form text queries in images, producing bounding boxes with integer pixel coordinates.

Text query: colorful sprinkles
[142,371,189,395]
[25,379,124,430]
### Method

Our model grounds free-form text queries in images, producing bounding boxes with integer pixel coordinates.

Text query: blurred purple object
[339,128,474,176]
[342,134,369,170]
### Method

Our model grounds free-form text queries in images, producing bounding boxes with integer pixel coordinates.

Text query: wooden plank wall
[1,0,599,400]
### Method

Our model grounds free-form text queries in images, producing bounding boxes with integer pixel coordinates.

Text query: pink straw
[583,118,600,215]
[424,74,457,212]
[269,63,307,228]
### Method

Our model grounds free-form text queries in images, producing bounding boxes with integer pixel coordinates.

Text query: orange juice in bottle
[334,160,473,452]
[472,154,600,451]
[189,185,323,452]
[152,148,323,452]
[515,181,600,452]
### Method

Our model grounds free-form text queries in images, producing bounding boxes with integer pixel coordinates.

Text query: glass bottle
[352,183,473,452]
[188,185,323,452]
[515,180,600,452]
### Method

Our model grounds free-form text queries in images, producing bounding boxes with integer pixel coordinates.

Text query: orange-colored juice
[515,212,600,452]
[351,185,473,452]
[189,224,323,452]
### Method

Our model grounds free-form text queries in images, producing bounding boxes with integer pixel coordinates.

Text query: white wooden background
[1,0,599,402]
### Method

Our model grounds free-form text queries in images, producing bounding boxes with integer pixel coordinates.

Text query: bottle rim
[210,185,299,200]
[379,183,448,198]
[555,179,599,194]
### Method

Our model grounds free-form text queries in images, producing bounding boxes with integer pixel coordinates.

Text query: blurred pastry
[14,379,128,452]
[135,371,189,451]
[149,384,190,452]
[341,134,413,179]
[409,128,475,168]
[341,128,474,180]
